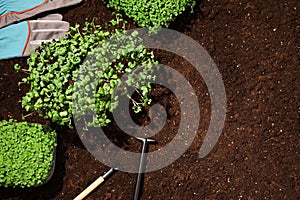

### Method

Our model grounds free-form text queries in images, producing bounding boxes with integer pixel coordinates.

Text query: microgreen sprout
[104,0,196,29]
[15,14,157,127]
[0,120,56,188]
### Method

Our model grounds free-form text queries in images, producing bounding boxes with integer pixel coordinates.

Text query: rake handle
[73,176,104,200]
[74,168,115,200]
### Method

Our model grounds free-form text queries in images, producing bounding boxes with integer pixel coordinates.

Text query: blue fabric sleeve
[0,21,29,59]
[0,0,45,16]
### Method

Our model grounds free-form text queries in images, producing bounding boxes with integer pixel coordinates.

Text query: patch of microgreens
[0,120,56,188]
[105,0,196,29]
[73,30,157,127]
[15,14,157,127]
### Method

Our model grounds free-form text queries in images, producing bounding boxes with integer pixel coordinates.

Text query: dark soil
[0,0,299,199]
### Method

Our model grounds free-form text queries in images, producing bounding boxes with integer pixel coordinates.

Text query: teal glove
[0,14,69,59]
[0,0,82,28]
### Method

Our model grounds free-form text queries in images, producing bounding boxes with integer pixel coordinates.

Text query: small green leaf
[59,111,68,117]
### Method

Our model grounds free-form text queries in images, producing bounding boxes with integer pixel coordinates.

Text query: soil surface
[0,0,299,199]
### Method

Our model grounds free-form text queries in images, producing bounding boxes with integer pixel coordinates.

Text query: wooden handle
[74,176,105,200]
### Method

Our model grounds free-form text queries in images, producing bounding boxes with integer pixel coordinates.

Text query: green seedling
[15,14,157,128]
[104,0,196,29]
[0,120,56,188]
